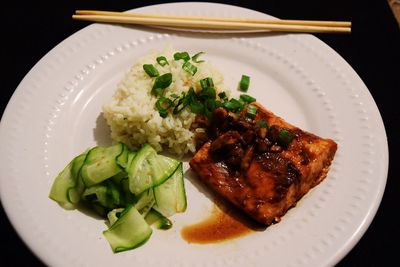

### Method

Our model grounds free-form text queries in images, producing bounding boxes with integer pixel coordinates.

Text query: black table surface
[1,1,399,266]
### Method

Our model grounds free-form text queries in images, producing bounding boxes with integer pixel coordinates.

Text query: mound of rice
[102,48,228,156]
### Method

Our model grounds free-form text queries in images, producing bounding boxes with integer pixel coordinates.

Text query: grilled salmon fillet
[189,103,337,225]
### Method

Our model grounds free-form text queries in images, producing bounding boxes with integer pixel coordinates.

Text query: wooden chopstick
[73,10,351,34]
[75,10,351,27]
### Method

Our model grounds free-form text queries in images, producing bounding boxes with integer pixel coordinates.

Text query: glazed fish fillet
[189,103,337,225]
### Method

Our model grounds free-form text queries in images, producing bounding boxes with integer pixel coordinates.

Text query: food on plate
[239,74,250,92]
[50,48,338,250]
[102,48,229,156]
[49,143,187,252]
[189,104,337,225]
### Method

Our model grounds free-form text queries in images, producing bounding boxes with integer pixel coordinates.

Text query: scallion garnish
[182,61,198,76]
[158,109,168,118]
[257,119,268,128]
[173,95,189,114]
[205,99,218,110]
[153,88,164,97]
[240,94,256,103]
[155,97,173,118]
[186,88,198,103]
[223,98,244,113]
[143,64,159,77]
[192,52,205,63]
[239,75,250,92]
[189,100,204,114]
[246,104,258,118]
[278,128,294,148]
[148,53,257,120]
[156,56,169,66]
[238,98,245,107]
[151,73,172,97]
[215,100,223,108]
[201,99,215,118]
[218,92,228,102]
[155,97,173,110]
[199,86,216,100]
[200,77,214,90]
[174,52,190,62]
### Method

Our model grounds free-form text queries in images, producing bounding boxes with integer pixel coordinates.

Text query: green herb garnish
[189,100,204,114]
[143,64,159,77]
[223,98,244,113]
[256,119,268,128]
[239,75,250,92]
[182,61,198,76]
[218,92,228,102]
[155,97,173,118]
[156,56,169,66]
[173,94,189,114]
[174,52,190,62]
[192,52,205,63]
[149,53,258,120]
[278,128,294,148]
[199,86,216,100]
[246,104,257,118]
[240,94,256,103]
[151,73,173,97]
[200,77,214,90]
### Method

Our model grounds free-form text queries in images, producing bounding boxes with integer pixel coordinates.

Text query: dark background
[1,1,399,266]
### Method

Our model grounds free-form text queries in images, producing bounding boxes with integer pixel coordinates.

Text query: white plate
[0,3,388,267]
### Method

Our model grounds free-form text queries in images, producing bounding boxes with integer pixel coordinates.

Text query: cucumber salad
[49,143,186,252]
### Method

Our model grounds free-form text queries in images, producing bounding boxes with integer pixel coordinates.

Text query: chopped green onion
[173,96,188,114]
[246,105,257,118]
[156,56,169,66]
[151,73,172,97]
[278,128,294,148]
[189,100,204,114]
[153,73,172,89]
[205,99,218,111]
[158,109,168,118]
[218,92,228,102]
[186,88,197,103]
[223,98,244,112]
[173,90,194,115]
[238,98,245,107]
[187,88,205,115]
[199,86,216,100]
[155,97,173,110]
[192,52,205,63]
[239,75,250,92]
[201,99,217,118]
[174,52,190,62]
[143,64,159,77]
[257,119,268,128]
[153,88,164,97]
[182,61,198,76]
[155,97,173,118]
[200,77,214,90]
[240,94,256,103]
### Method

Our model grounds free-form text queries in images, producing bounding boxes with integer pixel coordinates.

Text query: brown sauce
[181,198,264,244]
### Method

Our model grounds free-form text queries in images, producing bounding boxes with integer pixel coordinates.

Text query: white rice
[102,48,228,156]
